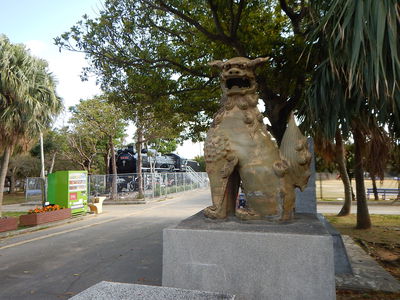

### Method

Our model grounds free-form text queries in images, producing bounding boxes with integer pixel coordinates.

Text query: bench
[88,197,106,214]
[366,188,400,200]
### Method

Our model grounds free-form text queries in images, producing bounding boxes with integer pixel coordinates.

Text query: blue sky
[0,0,101,44]
[0,0,102,112]
[0,0,202,158]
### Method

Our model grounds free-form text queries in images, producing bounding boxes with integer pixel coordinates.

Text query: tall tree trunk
[104,148,111,174]
[136,127,144,199]
[9,171,16,194]
[49,152,56,174]
[351,185,356,202]
[370,173,379,201]
[110,137,117,201]
[347,167,356,202]
[258,75,303,145]
[85,157,94,173]
[0,145,12,217]
[6,177,11,194]
[335,131,352,216]
[353,126,371,229]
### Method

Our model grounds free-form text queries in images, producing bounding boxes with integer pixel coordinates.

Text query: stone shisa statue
[203,57,311,221]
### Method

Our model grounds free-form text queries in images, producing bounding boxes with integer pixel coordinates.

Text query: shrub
[28,204,64,214]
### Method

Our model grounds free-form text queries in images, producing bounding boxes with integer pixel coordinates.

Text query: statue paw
[281,210,294,221]
[204,206,224,219]
[235,208,261,220]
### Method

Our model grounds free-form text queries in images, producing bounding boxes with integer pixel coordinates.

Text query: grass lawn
[325,214,400,299]
[3,192,26,205]
[2,211,28,217]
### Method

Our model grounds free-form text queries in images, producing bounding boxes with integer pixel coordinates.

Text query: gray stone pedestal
[163,212,335,300]
[295,137,317,214]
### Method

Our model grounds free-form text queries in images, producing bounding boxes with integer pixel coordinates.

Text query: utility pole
[40,132,47,206]
[40,132,45,179]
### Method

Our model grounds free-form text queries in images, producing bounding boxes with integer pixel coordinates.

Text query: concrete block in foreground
[71,281,235,300]
[163,212,335,300]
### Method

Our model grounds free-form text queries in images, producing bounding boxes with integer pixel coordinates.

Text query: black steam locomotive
[111,146,201,192]
[114,146,201,174]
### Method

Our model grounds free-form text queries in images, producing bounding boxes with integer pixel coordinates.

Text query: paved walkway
[338,236,400,292]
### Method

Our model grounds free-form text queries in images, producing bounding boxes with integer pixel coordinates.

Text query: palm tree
[364,125,391,201]
[0,35,62,217]
[314,130,354,216]
[306,1,400,229]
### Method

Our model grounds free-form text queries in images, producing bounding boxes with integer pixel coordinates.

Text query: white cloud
[25,40,47,54]
[176,141,203,159]
[25,39,101,127]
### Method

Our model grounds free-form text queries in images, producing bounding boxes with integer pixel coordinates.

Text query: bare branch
[146,18,187,44]
[145,0,223,42]
[279,0,297,20]
[279,0,307,35]
[231,0,245,37]
[146,0,246,55]
[207,0,228,37]
[228,0,235,35]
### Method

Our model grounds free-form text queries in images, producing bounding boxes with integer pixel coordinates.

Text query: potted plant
[0,216,18,232]
[19,205,72,226]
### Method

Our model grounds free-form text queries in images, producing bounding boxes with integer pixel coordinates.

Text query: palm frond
[305,0,400,139]
[0,35,63,153]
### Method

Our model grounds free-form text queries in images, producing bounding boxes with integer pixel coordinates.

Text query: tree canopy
[305,0,400,139]
[69,96,128,142]
[55,0,310,142]
[65,97,128,173]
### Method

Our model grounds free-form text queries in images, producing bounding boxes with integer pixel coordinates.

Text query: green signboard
[47,171,88,214]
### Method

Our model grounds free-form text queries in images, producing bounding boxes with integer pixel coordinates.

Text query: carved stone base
[163,212,335,300]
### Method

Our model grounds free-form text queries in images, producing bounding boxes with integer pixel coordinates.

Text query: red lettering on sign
[69,193,77,201]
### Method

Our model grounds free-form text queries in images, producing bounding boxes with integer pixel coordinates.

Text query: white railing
[185,166,207,186]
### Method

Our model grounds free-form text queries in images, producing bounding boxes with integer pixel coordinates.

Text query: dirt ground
[3,192,26,205]
[336,290,400,299]
[317,178,399,201]
[326,214,400,299]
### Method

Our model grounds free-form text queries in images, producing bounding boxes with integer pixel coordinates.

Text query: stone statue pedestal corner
[162,212,335,300]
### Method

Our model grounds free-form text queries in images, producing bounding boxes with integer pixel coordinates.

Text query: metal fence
[25,172,209,203]
[25,177,45,204]
[89,172,209,201]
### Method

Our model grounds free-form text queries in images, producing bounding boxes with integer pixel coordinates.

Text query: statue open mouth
[226,77,251,89]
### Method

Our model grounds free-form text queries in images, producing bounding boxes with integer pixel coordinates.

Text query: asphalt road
[1,189,399,299]
[0,190,210,300]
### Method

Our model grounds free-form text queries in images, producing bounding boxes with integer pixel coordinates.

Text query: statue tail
[279,112,312,191]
